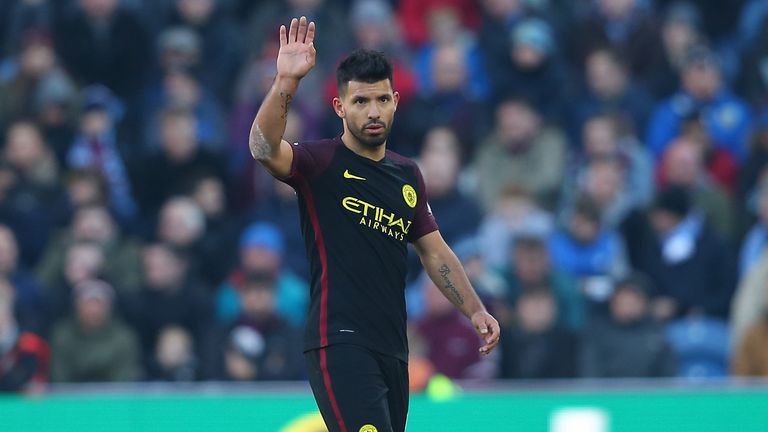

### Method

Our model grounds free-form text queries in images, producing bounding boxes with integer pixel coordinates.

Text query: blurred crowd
[3,0,768,392]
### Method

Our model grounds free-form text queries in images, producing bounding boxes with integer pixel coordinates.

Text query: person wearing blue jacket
[646,45,752,162]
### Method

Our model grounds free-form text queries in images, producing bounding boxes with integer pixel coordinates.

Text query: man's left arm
[414,231,500,355]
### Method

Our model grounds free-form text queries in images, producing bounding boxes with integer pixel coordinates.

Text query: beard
[348,119,391,148]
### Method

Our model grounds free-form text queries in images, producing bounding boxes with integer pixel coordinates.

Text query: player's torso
[309,144,420,255]
[298,142,421,360]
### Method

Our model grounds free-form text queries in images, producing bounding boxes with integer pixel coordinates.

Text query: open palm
[277,17,317,80]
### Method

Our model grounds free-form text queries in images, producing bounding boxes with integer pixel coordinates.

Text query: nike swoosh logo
[343,170,366,181]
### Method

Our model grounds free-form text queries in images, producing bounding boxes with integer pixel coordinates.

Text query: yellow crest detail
[359,425,378,432]
[402,184,417,208]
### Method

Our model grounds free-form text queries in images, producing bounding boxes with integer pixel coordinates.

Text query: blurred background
[0,0,768,430]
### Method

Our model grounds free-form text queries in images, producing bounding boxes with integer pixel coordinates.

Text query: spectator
[54,0,150,100]
[477,186,554,270]
[123,243,212,375]
[647,1,704,98]
[413,7,489,100]
[675,112,740,193]
[147,325,199,382]
[564,113,654,217]
[639,187,737,320]
[499,286,578,379]
[143,66,226,152]
[473,98,567,211]
[550,196,628,306]
[163,0,242,105]
[0,279,49,392]
[51,169,110,229]
[217,272,304,381]
[500,236,584,331]
[658,138,735,239]
[570,158,651,269]
[478,0,532,70]
[580,274,677,378]
[412,277,486,380]
[647,45,752,162]
[188,174,241,284]
[402,44,489,155]
[42,242,105,324]
[67,85,137,223]
[491,18,569,122]
[418,127,483,246]
[155,196,227,287]
[50,280,141,382]
[570,48,654,137]
[216,222,308,327]
[0,29,76,133]
[132,108,228,216]
[0,225,45,333]
[0,121,61,266]
[571,0,664,84]
[397,0,481,48]
[37,204,142,296]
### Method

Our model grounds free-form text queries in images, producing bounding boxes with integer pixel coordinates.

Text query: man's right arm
[250,77,299,178]
[249,17,316,179]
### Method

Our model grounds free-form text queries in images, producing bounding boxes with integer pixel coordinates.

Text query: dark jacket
[579,316,677,378]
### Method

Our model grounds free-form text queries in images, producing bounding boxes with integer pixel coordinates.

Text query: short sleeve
[279,140,336,185]
[408,163,439,242]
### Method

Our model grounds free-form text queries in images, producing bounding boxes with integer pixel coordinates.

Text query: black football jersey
[280,136,438,361]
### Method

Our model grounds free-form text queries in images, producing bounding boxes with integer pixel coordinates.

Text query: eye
[354,99,366,105]
[379,96,390,102]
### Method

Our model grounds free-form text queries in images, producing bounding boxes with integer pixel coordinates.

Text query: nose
[368,103,380,119]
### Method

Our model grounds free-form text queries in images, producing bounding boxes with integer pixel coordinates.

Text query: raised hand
[277,16,317,81]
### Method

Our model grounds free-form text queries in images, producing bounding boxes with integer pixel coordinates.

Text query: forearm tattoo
[249,124,271,160]
[438,264,464,305]
[280,91,293,120]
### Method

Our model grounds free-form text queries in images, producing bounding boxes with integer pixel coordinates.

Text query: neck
[341,132,386,161]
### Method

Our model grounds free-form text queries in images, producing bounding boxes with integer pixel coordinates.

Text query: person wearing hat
[49,279,141,382]
[67,84,137,224]
[489,18,569,121]
[0,28,77,133]
[216,222,309,328]
[647,44,752,162]
[219,271,303,381]
[579,273,677,378]
[636,186,737,321]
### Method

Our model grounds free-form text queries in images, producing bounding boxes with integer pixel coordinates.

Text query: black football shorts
[304,344,409,432]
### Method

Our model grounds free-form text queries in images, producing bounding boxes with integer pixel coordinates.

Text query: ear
[393,91,400,112]
[332,97,344,118]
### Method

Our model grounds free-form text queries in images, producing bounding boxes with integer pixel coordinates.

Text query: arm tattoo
[280,91,293,120]
[438,264,464,305]
[249,124,271,161]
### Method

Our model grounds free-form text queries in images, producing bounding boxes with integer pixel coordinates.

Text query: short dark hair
[336,49,393,94]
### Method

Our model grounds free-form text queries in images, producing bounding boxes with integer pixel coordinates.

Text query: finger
[481,339,500,355]
[305,21,316,45]
[288,17,298,43]
[298,16,308,43]
[279,25,287,46]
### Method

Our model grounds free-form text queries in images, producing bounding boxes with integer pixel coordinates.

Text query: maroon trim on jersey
[296,177,346,431]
